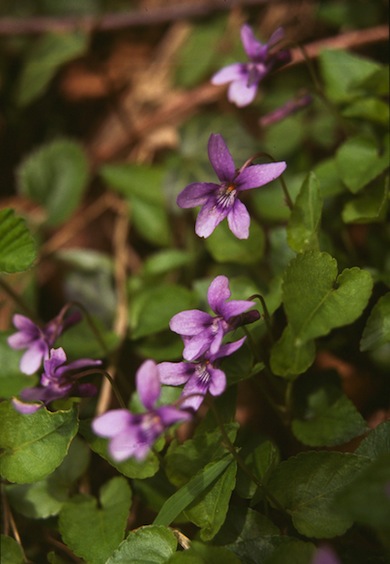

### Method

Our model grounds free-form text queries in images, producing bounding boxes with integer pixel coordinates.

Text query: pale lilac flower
[159,337,246,411]
[212,24,291,107]
[13,347,101,414]
[92,360,191,462]
[7,311,81,375]
[177,133,286,239]
[170,275,258,361]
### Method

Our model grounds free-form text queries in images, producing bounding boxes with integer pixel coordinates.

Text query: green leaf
[357,420,390,459]
[267,451,370,537]
[0,535,24,564]
[292,377,368,446]
[79,420,160,480]
[101,163,172,246]
[175,17,227,88]
[205,219,265,264]
[154,455,234,530]
[319,49,381,103]
[335,135,389,193]
[287,172,323,252]
[0,403,78,483]
[236,439,280,500]
[185,459,237,541]
[17,32,88,106]
[342,176,389,223]
[0,208,36,273]
[264,539,315,564]
[335,453,390,530]
[270,326,316,378]
[130,283,197,339]
[6,437,90,519]
[18,139,89,226]
[214,505,299,564]
[143,250,194,276]
[106,525,177,564]
[342,97,390,125]
[313,158,345,197]
[0,333,37,398]
[59,477,131,564]
[360,293,390,351]
[167,541,241,563]
[282,251,373,343]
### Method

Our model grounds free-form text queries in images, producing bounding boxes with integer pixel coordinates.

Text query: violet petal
[136,359,161,410]
[227,78,258,107]
[227,199,251,239]
[170,310,212,336]
[211,63,245,85]
[92,409,133,438]
[207,275,230,314]
[238,161,287,190]
[208,133,236,182]
[195,198,228,238]
[177,182,218,208]
[158,361,193,385]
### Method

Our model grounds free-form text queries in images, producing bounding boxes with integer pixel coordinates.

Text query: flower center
[216,183,237,209]
[196,363,211,388]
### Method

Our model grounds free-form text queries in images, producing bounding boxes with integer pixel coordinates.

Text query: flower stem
[0,277,38,321]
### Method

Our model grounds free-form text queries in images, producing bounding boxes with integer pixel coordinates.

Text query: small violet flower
[92,360,192,462]
[211,24,291,107]
[13,347,101,414]
[170,275,258,362]
[177,133,286,239]
[158,337,246,411]
[7,311,81,375]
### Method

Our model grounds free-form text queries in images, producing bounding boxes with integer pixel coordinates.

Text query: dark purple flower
[12,347,101,414]
[92,360,191,462]
[177,133,286,239]
[170,275,257,361]
[158,337,245,411]
[211,24,291,107]
[7,311,81,375]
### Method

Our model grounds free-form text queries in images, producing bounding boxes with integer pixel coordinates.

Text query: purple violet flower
[92,360,192,462]
[211,24,291,107]
[13,347,101,414]
[170,275,258,361]
[177,133,286,239]
[7,311,81,375]
[158,337,246,411]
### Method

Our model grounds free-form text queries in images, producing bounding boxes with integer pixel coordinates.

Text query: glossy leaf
[336,453,390,530]
[6,437,90,519]
[59,477,131,564]
[292,388,367,447]
[18,140,89,226]
[130,283,197,339]
[342,177,389,223]
[107,525,177,564]
[267,451,370,537]
[270,326,316,378]
[282,251,373,343]
[287,172,323,252]
[167,541,241,563]
[154,455,235,531]
[319,48,381,103]
[357,420,390,459]
[0,403,78,484]
[360,293,390,351]
[0,535,24,564]
[0,208,36,273]
[335,135,389,193]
